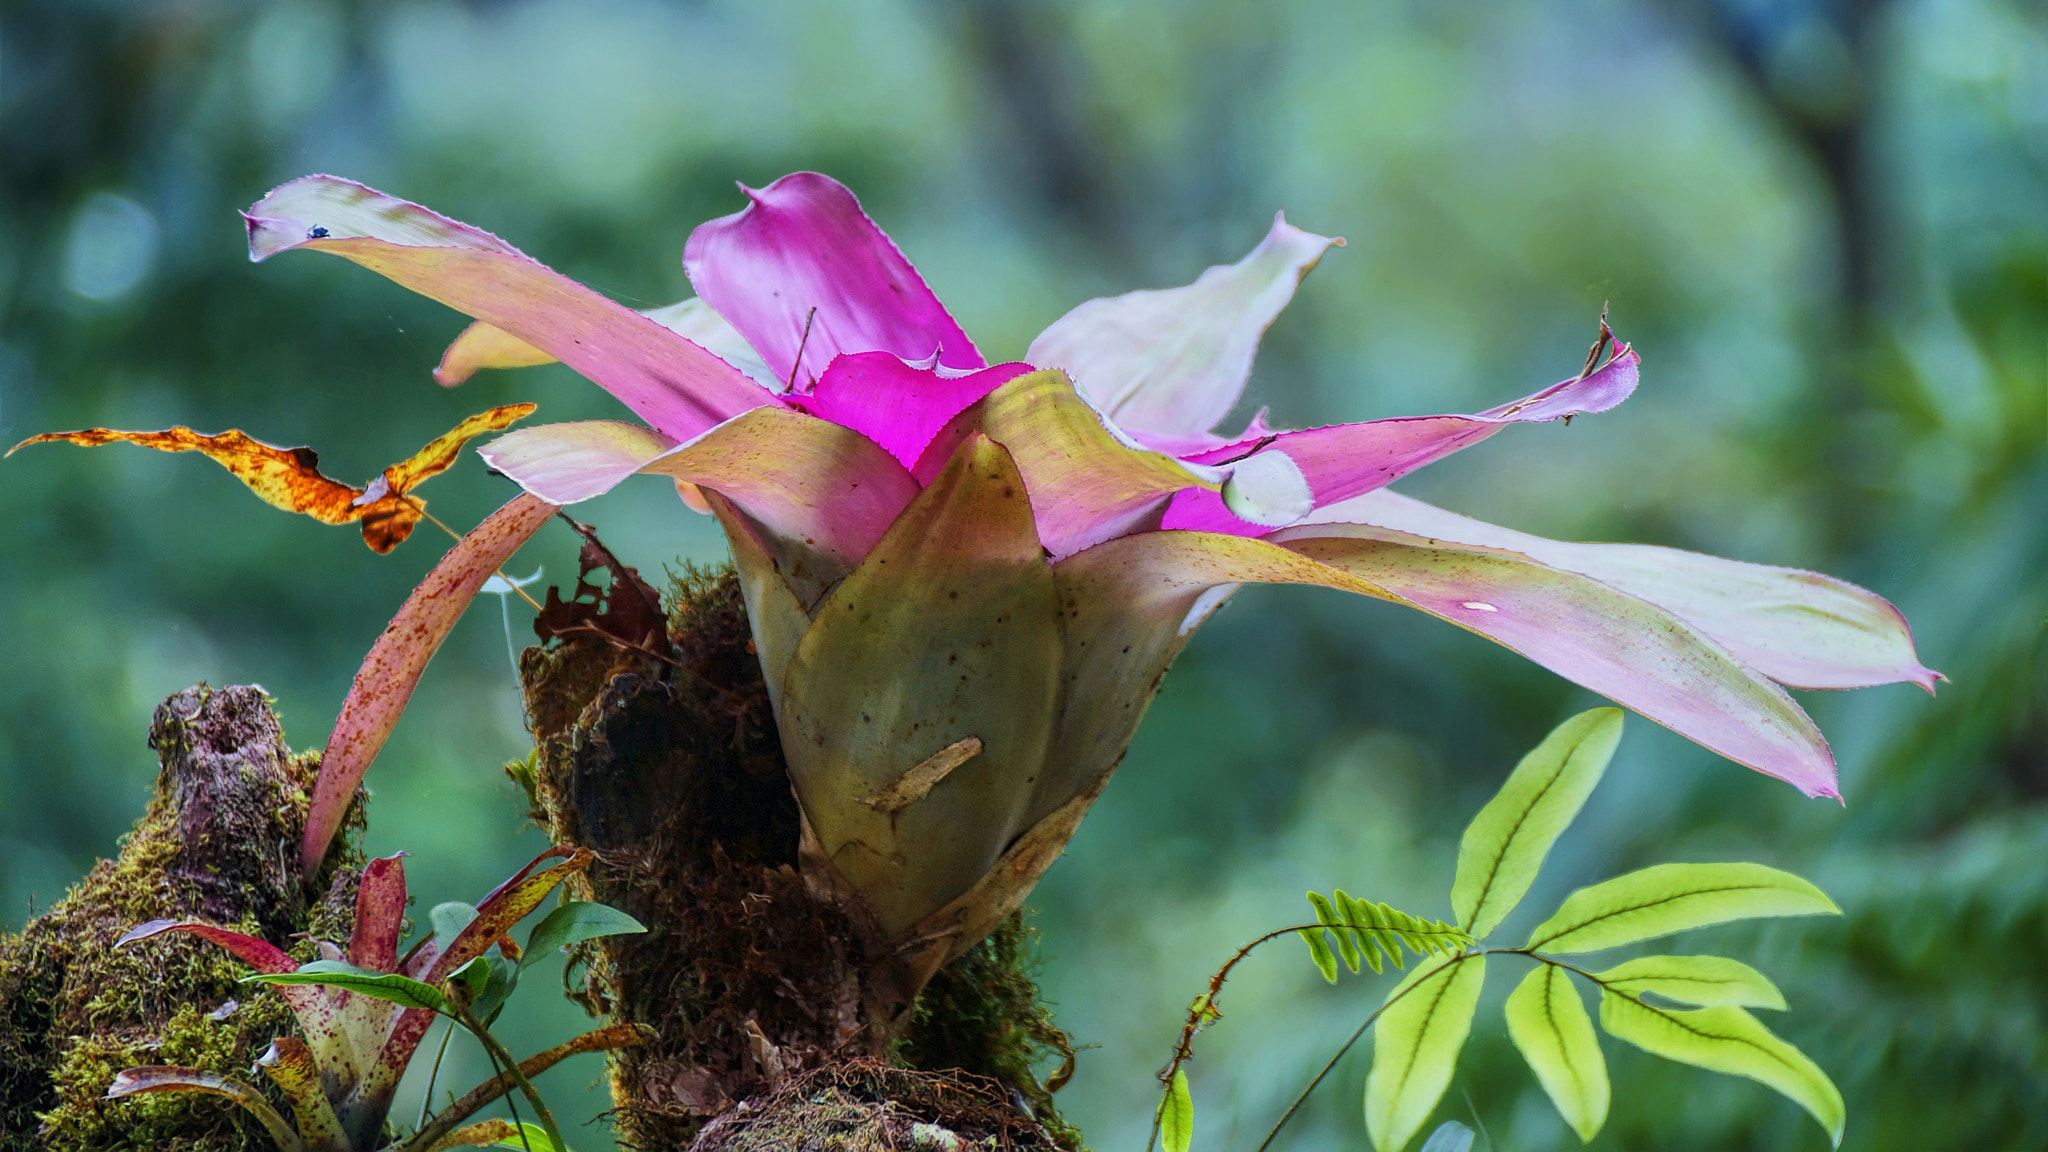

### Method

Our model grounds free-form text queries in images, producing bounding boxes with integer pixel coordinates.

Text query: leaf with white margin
[1365,953,1485,1152]
[1028,214,1340,441]
[1599,991,1844,1145]
[1452,708,1622,939]
[1526,863,1838,954]
[1306,488,1941,693]
[245,175,775,441]
[1594,955,1787,1010]
[1504,964,1609,1142]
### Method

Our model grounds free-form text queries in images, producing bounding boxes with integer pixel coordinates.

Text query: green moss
[896,914,1083,1150]
[0,684,361,1151]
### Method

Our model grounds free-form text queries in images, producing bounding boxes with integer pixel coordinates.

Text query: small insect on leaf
[1159,1068,1195,1152]
[7,403,536,553]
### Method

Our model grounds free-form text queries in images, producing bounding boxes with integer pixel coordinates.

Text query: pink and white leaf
[1028,213,1340,443]
[794,352,1033,469]
[246,175,777,440]
[1062,526,1841,798]
[436,296,779,392]
[1161,344,1641,534]
[1302,489,1942,693]
[910,369,1225,560]
[684,172,983,389]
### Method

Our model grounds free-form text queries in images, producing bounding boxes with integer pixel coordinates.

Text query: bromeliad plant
[107,847,649,1152]
[200,172,1935,999]
[1152,709,1849,1152]
[12,169,1937,1021]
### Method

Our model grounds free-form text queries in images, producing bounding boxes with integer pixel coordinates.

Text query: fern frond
[1299,890,1473,979]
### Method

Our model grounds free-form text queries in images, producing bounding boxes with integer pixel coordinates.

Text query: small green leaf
[522,901,647,972]
[449,955,493,998]
[245,960,447,1013]
[431,901,480,944]
[1504,964,1609,1142]
[1452,708,1622,939]
[1599,991,1844,1146]
[1159,1068,1194,1152]
[1365,953,1486,1152]
[492,1120,570,1152]
[1335,893,1387,973]
[474,958,521,1025]
[1299,894,1340,983]
[1595,955,1787,1010]
[1526,863,1839,954]
[1310,892,1362,973]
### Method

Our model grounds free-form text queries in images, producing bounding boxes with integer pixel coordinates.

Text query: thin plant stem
[473,1031,536,1152]
[1249,954,1485,1152]
[1145,920,1472,1152]
[416,1017,458,1132]
[406,496,544,610]
[1249,948,1610,1152]
[457,1004,565,1152]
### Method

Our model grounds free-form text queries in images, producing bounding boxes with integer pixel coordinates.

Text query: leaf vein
[1531,883,1781,949]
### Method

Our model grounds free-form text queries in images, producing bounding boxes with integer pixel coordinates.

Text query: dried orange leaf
[8,403,536,553]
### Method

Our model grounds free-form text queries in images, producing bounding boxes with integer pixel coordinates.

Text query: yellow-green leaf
[1526,863,1839,954]
[1452,709,1622,939]
[1504,964,1608,1142]
[1308,891,1361,974]
[1365,954,1486,1152]
[1160,1069,1194,1152]
[1595,955,1787,1010]
[1599,991,1844,1146]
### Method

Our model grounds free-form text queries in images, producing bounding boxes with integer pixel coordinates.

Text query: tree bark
[0,572,1081,1151]
[0,684,359,1152]
[517,565,1080,1151]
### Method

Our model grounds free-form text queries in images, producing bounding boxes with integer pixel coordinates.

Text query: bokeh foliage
[0,0,2040,1148]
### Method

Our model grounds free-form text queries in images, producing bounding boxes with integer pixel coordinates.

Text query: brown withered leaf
[6,403,536,552]
[534,519,667,650]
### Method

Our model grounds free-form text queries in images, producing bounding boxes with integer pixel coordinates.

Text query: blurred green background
[1,0,2041,1148]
